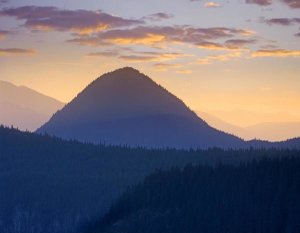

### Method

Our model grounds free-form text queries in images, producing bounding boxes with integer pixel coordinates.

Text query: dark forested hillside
[1,126,299,233]
[86,157,300,233]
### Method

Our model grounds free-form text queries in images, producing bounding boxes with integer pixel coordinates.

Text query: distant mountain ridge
[0,80,64,131]
[37,67,243,149]
[199,111,300,141]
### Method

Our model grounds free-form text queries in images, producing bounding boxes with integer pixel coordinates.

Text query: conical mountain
[37,67,243,148]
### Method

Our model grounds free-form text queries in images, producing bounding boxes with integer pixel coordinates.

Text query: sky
[0,0,300,127]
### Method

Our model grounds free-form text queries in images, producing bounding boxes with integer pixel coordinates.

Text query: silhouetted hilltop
[37,67,243,149]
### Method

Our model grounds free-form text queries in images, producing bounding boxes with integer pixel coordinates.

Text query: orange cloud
[252,49,300,57]
[197,39,256,50]
[204,2,221,8]
[197,51,242,64]
[69,25,256,49]
[176,69,192,74]
[107,34,166,46]
[197,41,226,50]
[119,52,186,62]
[153,63,182,71]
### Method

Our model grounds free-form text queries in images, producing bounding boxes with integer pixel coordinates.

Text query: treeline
[86,157,300,233]
[1,125,300,233]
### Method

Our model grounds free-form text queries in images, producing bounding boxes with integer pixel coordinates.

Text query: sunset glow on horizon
[1,0,300,127]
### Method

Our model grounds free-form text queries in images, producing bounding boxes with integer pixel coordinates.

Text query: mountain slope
[0,80,64,131]
[37,67,243,149]
[198,111,247,138]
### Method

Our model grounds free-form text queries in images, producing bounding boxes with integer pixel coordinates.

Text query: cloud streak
[246,0,300,8]
[86,48,189,63]
[262,17,300,26]
[176,69,192,74]
[69,25,255,47]
[0,6,143,34]
[197,39,256,50]
[87,50,119,57]
[197,51,243,64]
[119,52,186,62]
[153,63,182,71]
[0,48,36,56]
[225,39,256,49]
[252,49,300,57]
[246,0,272,6]
[142,12,173,21]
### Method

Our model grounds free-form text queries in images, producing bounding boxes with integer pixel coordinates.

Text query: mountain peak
[37,68,243,149]
[83,67,155,94]
[99,67,144,79]
[94,67,150,83]
[114,66,141,74]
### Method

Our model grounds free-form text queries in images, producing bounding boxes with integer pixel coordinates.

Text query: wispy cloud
[87,50,119,57]
[197,51,242,64]
[262,17,300,26]
[224,39,256,49]
[86,48,189,63]
[196,41,226,50]
[69,25,255,47]
[153,63,182,71]
[246,0,272,6]
[197,39,256,50]
[0,48,36,56]
[0,4,257,64]
[119,52,186,62]
[204,2,221,8]
[176,69,192,74]
[0,6,144,35]
[280,0,300,9]
[246,0,300,8]
[252,49,300,57]
[142,12,173,21]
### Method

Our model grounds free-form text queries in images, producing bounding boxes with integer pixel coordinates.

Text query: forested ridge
[1,125,299,233]
[86,157,300,233]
